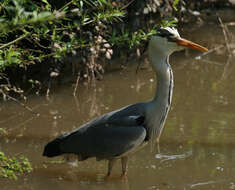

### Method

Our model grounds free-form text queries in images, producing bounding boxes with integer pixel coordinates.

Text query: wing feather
[59,103,147,160]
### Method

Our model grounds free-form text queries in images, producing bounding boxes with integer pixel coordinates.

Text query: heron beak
[176,38,208,52]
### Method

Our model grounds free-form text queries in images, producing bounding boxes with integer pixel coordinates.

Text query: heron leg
[121,156,128,177]
[107,158,117,177]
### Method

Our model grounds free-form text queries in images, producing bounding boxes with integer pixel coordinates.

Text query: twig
[218,16,232,55]
[58,0,73,12]
[4,94,38,115]
[0,32,30,50]
[197,45,224,58]
[24,48,43,53]
[121,0,136,10]
[73,95,81,112]
[0,73,37,114]
[46,80,51,98]
[8,116,36,133]
[73,72,81,97]
[136,61,141,74]
[200,60,223,66]
[190,180,227,189]
[0,73,10,85]
[30,37,51,49]
[220,55,234,82]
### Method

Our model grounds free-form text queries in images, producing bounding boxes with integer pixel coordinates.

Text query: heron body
[43,27,208,177]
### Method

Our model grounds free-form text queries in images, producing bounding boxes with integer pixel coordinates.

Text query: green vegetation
[0,128,32,180]
[0,0,183,99]
[0,152,33,180]
[0,0,233,99]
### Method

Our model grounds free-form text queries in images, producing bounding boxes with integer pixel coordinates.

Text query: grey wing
[60,122,146,160]
[90,124,147,160]
[60,102,147,159]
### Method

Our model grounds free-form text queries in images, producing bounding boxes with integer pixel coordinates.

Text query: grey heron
[43,27,208,177]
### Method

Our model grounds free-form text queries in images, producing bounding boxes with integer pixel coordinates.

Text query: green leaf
[173,0,180,11]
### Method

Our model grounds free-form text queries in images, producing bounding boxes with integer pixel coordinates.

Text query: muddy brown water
[1,18,235,189]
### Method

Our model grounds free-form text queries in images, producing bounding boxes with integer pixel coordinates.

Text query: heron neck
[146,51,174,142]
[150,55,173,105]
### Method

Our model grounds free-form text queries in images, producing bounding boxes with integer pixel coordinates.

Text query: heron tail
[43,136,63,157]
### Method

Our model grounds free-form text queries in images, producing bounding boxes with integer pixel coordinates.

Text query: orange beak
[176,38,208,52]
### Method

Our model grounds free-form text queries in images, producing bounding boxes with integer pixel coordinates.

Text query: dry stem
[73,72,81,97]
[218,16,232,55]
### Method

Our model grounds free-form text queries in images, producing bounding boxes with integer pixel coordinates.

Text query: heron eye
[158,31,172,37]
[167,36,177,43]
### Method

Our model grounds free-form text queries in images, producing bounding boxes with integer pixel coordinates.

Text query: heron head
[150,27,208,56]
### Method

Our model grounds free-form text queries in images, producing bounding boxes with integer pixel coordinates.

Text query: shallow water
[1,16,235,189]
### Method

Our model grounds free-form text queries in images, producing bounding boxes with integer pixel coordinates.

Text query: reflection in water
[189,180,227,189]
[155,150,192,163]
[0,21,235,189]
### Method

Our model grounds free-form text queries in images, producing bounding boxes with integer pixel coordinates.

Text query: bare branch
[73,72,81,96]
[4,94,38,115]
[218,16,232,55]
[0,32,30,50]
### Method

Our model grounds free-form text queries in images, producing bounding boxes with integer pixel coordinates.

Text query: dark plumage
[43,104,147,161]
